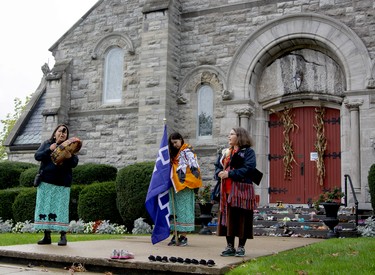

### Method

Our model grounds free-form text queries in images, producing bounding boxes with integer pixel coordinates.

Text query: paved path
[0,235,324,274]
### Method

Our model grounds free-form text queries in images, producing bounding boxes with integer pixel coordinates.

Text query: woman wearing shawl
[168,132,202,246]
[217,127,257,257]
[34,124,79,246]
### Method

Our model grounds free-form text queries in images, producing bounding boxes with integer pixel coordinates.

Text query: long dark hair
[168,132,184,159]
[48,124,70,143]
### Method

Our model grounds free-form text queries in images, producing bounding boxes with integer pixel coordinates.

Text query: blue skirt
[169,188,195,232]
[34,182,70,231]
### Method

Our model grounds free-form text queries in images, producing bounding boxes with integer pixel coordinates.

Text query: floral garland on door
[279,106,299,181]
[314,107,327,186]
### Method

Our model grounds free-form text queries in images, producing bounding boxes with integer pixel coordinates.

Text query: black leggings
[226,236,246,247]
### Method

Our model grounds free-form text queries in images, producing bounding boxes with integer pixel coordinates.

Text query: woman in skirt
[34,124,79,246]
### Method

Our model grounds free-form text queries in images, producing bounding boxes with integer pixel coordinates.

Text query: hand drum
[51,137,82,165]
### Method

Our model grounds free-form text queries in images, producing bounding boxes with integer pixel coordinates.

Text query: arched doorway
[225,13,372,206]
[269,106,341,204]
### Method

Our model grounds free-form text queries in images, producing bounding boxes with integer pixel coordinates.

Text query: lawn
[0,232,124,246]
[1,234,374,274]
[226,237,375,275]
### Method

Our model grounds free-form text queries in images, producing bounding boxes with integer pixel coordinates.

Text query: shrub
[77,181,123,224]
[73,163,118,185]
[0,161,37,189]
[0,187,28,220]
[12,188,37,222]
[19,167,39,187]
[368,164,375,213]
[116,162,154,231]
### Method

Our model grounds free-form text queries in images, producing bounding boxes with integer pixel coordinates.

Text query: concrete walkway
[0,235,324,274]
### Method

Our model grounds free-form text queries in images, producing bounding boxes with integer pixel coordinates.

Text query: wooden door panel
[269,107,341,204]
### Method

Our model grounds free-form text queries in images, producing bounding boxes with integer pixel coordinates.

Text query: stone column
[234,107,253,132]
[344,99,363,191]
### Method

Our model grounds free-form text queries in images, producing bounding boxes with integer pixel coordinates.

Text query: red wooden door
[269,107,341,204]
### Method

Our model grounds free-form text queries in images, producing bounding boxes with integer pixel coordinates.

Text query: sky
[0,0,98,130]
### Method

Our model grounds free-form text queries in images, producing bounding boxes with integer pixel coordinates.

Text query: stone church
[5,0,375,209]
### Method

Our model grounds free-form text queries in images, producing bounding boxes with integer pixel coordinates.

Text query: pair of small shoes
[199,259,207,265]
[220,245,236,257]
[169,256,177,263]
[149,255,168,262]
[191,259,199,265]
[207,259,215,267]
[110,249,120,259]
[119,250,134,259]
[111,249,134,259]
[184,258,191,264]
[177,257,184,263]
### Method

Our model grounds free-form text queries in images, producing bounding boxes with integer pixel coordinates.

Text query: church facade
[5,0,375,209]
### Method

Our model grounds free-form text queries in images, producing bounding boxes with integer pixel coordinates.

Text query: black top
[34,140,79,187]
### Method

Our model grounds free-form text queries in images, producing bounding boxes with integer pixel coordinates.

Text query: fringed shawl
[171,143,202,192]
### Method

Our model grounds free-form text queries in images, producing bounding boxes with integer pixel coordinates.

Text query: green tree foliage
[0,96,30,159]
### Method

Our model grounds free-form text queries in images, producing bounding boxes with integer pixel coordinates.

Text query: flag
[145,124,172,244]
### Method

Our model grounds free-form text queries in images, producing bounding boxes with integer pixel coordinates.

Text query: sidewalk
[0,235,323,274]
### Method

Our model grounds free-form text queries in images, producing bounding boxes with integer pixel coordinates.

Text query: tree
[0,96,31,159]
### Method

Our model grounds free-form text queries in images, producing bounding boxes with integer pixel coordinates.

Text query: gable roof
[4,78,47,150]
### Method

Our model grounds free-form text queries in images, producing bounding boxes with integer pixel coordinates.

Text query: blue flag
[145,124,172,244]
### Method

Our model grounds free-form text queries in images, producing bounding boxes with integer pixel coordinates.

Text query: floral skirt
[169,188,195,232]
[34,182,70,232]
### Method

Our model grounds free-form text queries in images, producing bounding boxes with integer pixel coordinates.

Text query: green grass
[0,233,124,246]
[1,234,375,274]
[227,238,375,275]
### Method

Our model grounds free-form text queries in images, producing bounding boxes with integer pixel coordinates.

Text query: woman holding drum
[34,124,81,246]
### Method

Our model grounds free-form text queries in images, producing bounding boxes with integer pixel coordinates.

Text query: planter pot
[198,203,213,235]
[321,202,340,238]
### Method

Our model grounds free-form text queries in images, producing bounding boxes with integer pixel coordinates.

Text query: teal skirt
[169,188,195,232]
[34,182,70,231]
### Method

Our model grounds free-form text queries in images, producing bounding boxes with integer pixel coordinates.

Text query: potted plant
[196,184,212,206]
[314,186,344,238]
[314,186,344,212]
[195,184,213,235]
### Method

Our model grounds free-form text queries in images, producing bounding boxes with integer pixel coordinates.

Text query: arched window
[103,47,124,104]
[197,85,213,138]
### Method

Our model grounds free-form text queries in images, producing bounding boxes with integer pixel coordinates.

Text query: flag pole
[164,118,179,245]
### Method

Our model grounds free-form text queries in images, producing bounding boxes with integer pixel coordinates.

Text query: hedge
[19,167,39,187]
[73,163,118,185]
[77,181,123,224]
[0,187,29,221]
[0,161,37,189]
[368,164,375,213]
[12,188,37,223]
[116,162,154,231]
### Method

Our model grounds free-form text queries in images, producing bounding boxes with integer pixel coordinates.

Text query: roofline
[48,0,104,53]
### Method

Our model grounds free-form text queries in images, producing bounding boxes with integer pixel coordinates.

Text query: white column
[344,99,363,191]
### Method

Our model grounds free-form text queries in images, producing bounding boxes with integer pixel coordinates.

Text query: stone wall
[7,0,375,207]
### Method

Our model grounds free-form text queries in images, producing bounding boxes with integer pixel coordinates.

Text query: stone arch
[227,13,372,101]
[178,65,227,104]
[91,32,134,59]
